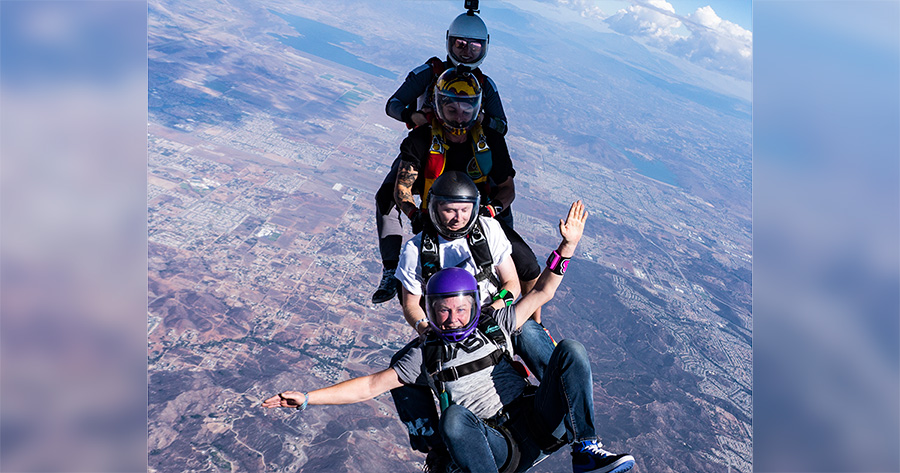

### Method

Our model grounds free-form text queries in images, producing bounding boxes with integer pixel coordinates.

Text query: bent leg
[533,339,597,443]
[496,216,543,322]
[440,404,508,472]
[512,319,556,381]
[375,158,404,267]
[389,340,441,453]
[373,159,404,303]
[497,218,540,282]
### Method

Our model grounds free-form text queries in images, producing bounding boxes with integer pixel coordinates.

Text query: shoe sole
[575,455,635,473]
[371,293,397,304]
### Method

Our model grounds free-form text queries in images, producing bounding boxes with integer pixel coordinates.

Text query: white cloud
[554,0,606,20]
[670,6,752,78]
[604,1,752,80]
[605,0,683,45]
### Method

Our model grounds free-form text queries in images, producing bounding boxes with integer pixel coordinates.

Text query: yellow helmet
[434,68,482,136]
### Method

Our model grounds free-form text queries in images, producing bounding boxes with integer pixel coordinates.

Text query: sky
[0,0,896,472]
[586,0,751,29]
[659,0,749,29]
[511,0,752,81]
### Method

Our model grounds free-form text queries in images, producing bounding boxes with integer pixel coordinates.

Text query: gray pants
[375,157,404,267]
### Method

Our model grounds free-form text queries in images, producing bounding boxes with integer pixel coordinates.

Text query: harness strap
[432,349,504,383]
[490,386,569,455]
[468,219,501,291]
[420,225,441,283]
[422,124,493,210]
[419,219,499,294]
[487,423,521,473]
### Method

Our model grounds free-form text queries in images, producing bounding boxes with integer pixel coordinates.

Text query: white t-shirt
[396,217,512,301]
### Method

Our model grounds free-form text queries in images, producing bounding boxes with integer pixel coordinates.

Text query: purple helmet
[424,267,481,342]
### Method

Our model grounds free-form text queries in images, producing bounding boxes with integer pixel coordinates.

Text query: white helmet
[446,12,489,69]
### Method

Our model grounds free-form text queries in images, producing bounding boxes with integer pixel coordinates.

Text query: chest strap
[432,349,504,383]
[420,218,501,295]
[467,220,501,290]
[421,123,492,209]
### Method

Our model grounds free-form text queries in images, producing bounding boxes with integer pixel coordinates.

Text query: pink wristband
[546,250,570,275]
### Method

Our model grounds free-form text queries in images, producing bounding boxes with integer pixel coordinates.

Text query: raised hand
[559,200,588,247]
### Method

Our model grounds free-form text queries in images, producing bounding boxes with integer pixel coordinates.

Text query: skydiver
[386,11,506,135]
[373,11,508,305]
[391,171,557,470]
[389,68,545,326]
[264,201,636,473]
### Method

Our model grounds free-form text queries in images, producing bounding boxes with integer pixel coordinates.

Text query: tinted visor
[448,36,486,65]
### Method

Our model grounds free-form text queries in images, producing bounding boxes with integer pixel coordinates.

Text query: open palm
[559,200,588,244]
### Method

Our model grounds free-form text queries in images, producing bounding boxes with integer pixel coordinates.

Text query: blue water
[269,11,396,80]
[616,145,679,187]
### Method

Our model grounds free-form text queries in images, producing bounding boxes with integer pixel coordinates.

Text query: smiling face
[450,37,484,63]
[431,295,474,330]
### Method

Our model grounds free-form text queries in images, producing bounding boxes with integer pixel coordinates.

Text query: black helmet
[427,171,481,240]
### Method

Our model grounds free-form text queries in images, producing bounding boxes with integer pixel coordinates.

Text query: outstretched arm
[513,200,588,329]
[262,367,403,410]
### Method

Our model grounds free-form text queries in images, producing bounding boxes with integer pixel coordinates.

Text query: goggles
[449,36,485,63]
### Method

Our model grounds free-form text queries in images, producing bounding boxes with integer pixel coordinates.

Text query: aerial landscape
[147,0,752,471]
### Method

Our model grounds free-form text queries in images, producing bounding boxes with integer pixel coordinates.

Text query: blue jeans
[390,319,557,453]
[512,318,557,381]
[440,340,597,472]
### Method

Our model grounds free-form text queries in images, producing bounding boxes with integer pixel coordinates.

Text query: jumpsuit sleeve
[386,62,435,126]
[485,128,515,184]
[480,75,508,136]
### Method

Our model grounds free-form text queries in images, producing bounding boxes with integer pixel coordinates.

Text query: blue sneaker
[571,440,635,473]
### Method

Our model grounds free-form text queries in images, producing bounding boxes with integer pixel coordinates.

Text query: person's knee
[513,255,541,281]
[440,404,478,441]
[375,179,398,215]
[557,339,586,355]
[556,339,589,367]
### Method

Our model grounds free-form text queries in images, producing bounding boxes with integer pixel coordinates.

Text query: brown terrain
[148,0,752,471]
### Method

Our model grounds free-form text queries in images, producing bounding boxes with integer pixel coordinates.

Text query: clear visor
[435,92,481,132]
[449,36,486,65]
[425,292,479,338]
[429,197,476,234]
